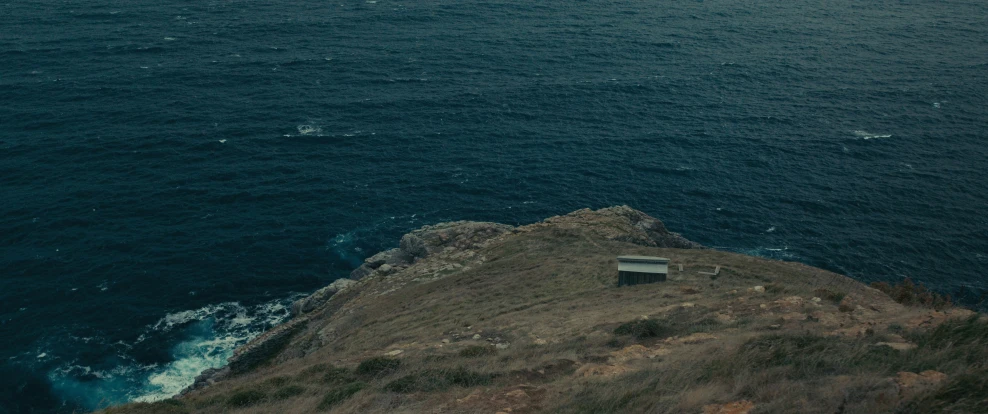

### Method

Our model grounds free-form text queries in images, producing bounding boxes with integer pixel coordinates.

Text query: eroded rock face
[348,221,515,280]
[291,278,357,316]
[535,205,703,249]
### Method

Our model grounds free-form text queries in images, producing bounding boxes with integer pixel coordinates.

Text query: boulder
[703,400,755,414]
[895,370,948,399]
[291,278,356,315]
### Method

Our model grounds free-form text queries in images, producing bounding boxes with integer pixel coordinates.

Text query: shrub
[318,382,365,410]
[265,376,291,387]
[459,345,497,358]
[226,389,267,408]
[272,385,306,400]
[614,319,671,340]
[871,278,952,310]
[898,367,988,413]
[355,357,401,377]
[813,288,846,303]
[323,366,357,384]
[384,367,494,393]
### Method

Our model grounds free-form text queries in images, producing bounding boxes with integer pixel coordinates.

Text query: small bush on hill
[614,319,671,340]
[384,367,494,393]
[226,389,267,408]
[322,366,357,384]
[813,288,846,303]
[272,385,306,400]
[356,357,401,377]
[871,278,952,310]
[459,345,497,358]
[318,382,365,410]
[898,367,988,413]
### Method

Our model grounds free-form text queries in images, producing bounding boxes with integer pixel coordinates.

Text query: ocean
[1,0,986,412]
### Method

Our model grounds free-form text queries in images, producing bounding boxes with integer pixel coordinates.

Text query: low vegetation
[871,278,953,310]
[384,367,495,393]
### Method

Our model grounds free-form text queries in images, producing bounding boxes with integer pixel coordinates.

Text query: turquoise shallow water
[1,0,987,411]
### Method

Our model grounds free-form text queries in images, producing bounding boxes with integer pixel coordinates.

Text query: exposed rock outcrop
[290,278,356,316]
[348,221,515,280]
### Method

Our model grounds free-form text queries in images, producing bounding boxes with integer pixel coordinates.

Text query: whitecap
[766,226,776,233]
[297,124,322,136]
[48,297,300,407]
[852,130,892,140]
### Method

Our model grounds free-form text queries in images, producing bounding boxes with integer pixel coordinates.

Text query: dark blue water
[2,0,987,411]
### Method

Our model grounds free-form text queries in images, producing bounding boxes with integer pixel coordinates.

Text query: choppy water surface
[2,0,987,411]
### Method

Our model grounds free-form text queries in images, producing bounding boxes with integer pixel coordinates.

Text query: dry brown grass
[99,211,984,414]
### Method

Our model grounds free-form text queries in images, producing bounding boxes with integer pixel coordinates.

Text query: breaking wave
[46,297,300,409]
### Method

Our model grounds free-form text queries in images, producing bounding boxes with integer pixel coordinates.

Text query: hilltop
[103,207,986,413]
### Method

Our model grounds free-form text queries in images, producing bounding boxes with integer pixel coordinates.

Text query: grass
[318,382,366,410]
[458,345,498,358]
[271,385,306,400]
[613,319,672,340]
[384,367,495,393]
[322,366,358,384]
[225,389,267,408]
[898,367,988,413]
[355,357,401,377]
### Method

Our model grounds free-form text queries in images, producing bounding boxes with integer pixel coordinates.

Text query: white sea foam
[297,124,322,136]
[852,130,892,140]
[49,298,298,407]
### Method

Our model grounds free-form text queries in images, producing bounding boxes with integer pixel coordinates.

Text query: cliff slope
[104,207,985,414]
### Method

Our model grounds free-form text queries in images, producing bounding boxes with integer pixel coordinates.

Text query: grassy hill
[102,207,986,414]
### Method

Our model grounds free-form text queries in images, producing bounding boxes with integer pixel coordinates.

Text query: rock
[472,334,482,340]
[811,297,822,303]
[349,265,374,280]
[378,264,393,274]
[495,342,510,350]
[670,333,717,345]
[441,338,450,344]
[876,342,917,351]
[228,318,308,375]
[782,296,804,306]
[533,338,548,345]
[364,249,398,268]
[753,286,766,293]
[291,278,357,315]
[399,233,429,262]
[505,389,528,398]
[895,370,948,399]
[575,363,631,377]
[180,366,231,395]
[680,302,696,309]
[610,344,669,362]
[384,349,404,356]
[456,390,483,404]
[838,297,856,313]
[703,400,755,414]
[715,313,736,324]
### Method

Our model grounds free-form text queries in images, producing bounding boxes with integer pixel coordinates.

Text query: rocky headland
[103,206,986,414]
